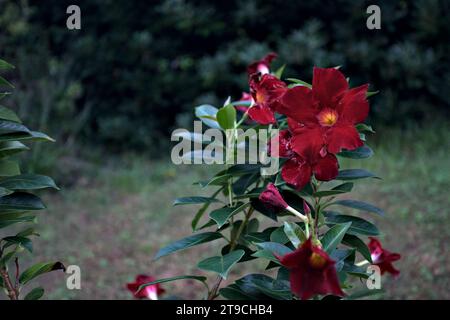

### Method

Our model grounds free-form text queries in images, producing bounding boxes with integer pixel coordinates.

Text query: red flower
[272,129,338,190]
[368,237,401,276]
[126,275,165,300]
[234,92,254,113]
[259,183,288,211]
[248,73,287,124]
[247,52,277,76]
[278,238,345,299]
[279,67,369,157]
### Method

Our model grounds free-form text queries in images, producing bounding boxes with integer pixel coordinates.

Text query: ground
[20,125,450,299]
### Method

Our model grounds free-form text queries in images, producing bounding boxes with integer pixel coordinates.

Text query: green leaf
[0,187,13,197]
[0,141,29,158]
[198,250,245,279]
[325,212,379,236]
[0,106,21,123]
[336,169,379,180]
[0,214,35,229]
[270,226,290,244]
[0,76,14,88]
[283,221,306,248]
[314,182,354,197]
[0,192,45,211]
[19,262,65,285]
[138,275,208,292]
[0,59,15,70]
[0,160,20,177]
[220,285,257,300]
[0,174,59,191]
[191,188,223,231]
[320,222,352,254]
[342,234,373,263]
[286,78,312,88]
[24,287,45,300]
[343,288,384,300]
[355,123,375,133]
[216,103,236,130]
[255,242,292,256]
[209,202,249,228]
[274,64,286,79]
[0,120,29,135]
[333,200,385,216]
[338,146,374,159]
[195,104,220,129]
[154,232,222,260]
[2,236,33,252]
[366,91,379,98]
[173,196,220,206]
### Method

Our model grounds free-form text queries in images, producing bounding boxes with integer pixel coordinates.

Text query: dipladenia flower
[126,275,165,300]
[247,52,277,76]
[279,67,369,157]
[278,238,345,300]
[248,73,287,124]
[272,129,339,190]
[259,183,308,222]
[368,237,401,276]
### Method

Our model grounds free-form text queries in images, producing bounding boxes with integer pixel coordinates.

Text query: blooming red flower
[247,52,277,76]
[234,92,254,113]
[126,275,165,300]
[368,237,401,276]
[279,67,369,157]
[259,183,288,211]
[248,73,287,124]
[272,129,338,190]
[278,238,345,299]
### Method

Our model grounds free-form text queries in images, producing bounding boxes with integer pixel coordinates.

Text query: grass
[21,123,450,300]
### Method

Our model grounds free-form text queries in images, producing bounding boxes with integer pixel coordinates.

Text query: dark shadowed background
[0,0,448,299]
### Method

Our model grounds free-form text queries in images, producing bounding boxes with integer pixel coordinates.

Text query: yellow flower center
[317,108,338,127]
[256,91,267,104]
[309,252,327,269]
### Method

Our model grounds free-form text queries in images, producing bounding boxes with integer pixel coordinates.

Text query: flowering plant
[0,59,64,300]
[142,53,400,300]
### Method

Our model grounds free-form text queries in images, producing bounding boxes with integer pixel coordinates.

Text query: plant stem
[0,268,18,300]
[207,207,254,300]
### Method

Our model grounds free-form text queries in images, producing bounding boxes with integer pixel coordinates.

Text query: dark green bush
[0,0,448,154]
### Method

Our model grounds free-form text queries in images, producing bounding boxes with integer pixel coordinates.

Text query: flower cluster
[241,54,369,190]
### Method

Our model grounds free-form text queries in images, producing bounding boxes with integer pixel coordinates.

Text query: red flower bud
[126,274,165,300]
[303,200,311,215]
[259,183,288,211]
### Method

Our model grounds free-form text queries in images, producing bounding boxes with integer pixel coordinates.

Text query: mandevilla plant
[0,59,64,300]
[141,53,401,300]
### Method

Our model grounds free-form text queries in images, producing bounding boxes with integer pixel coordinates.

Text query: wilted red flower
[368,237,401,276]
[247,52,277,76]
[272,129,338,190]
[279,67,369,156]
[234,92,254,113]
[126,275,165,300]
[259,183,288,211]
[278,238,345,299]
[248,73,287,124]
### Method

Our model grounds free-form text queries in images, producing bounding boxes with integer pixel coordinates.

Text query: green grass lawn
[26,124,449,299]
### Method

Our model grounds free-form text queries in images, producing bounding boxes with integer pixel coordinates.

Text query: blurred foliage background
[0,0,449,299]
[1,0,448,160]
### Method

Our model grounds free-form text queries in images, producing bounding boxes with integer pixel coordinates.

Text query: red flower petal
[326,124,363,154]
[247,52,277,76]
[279,86,317,125]
[281,157,312,190]
[290,126,326,163]
[312,67,348,108]
[247,104,276,124]
[313,154,339,181]
[337,84,369,124]
[270,130,293,158]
